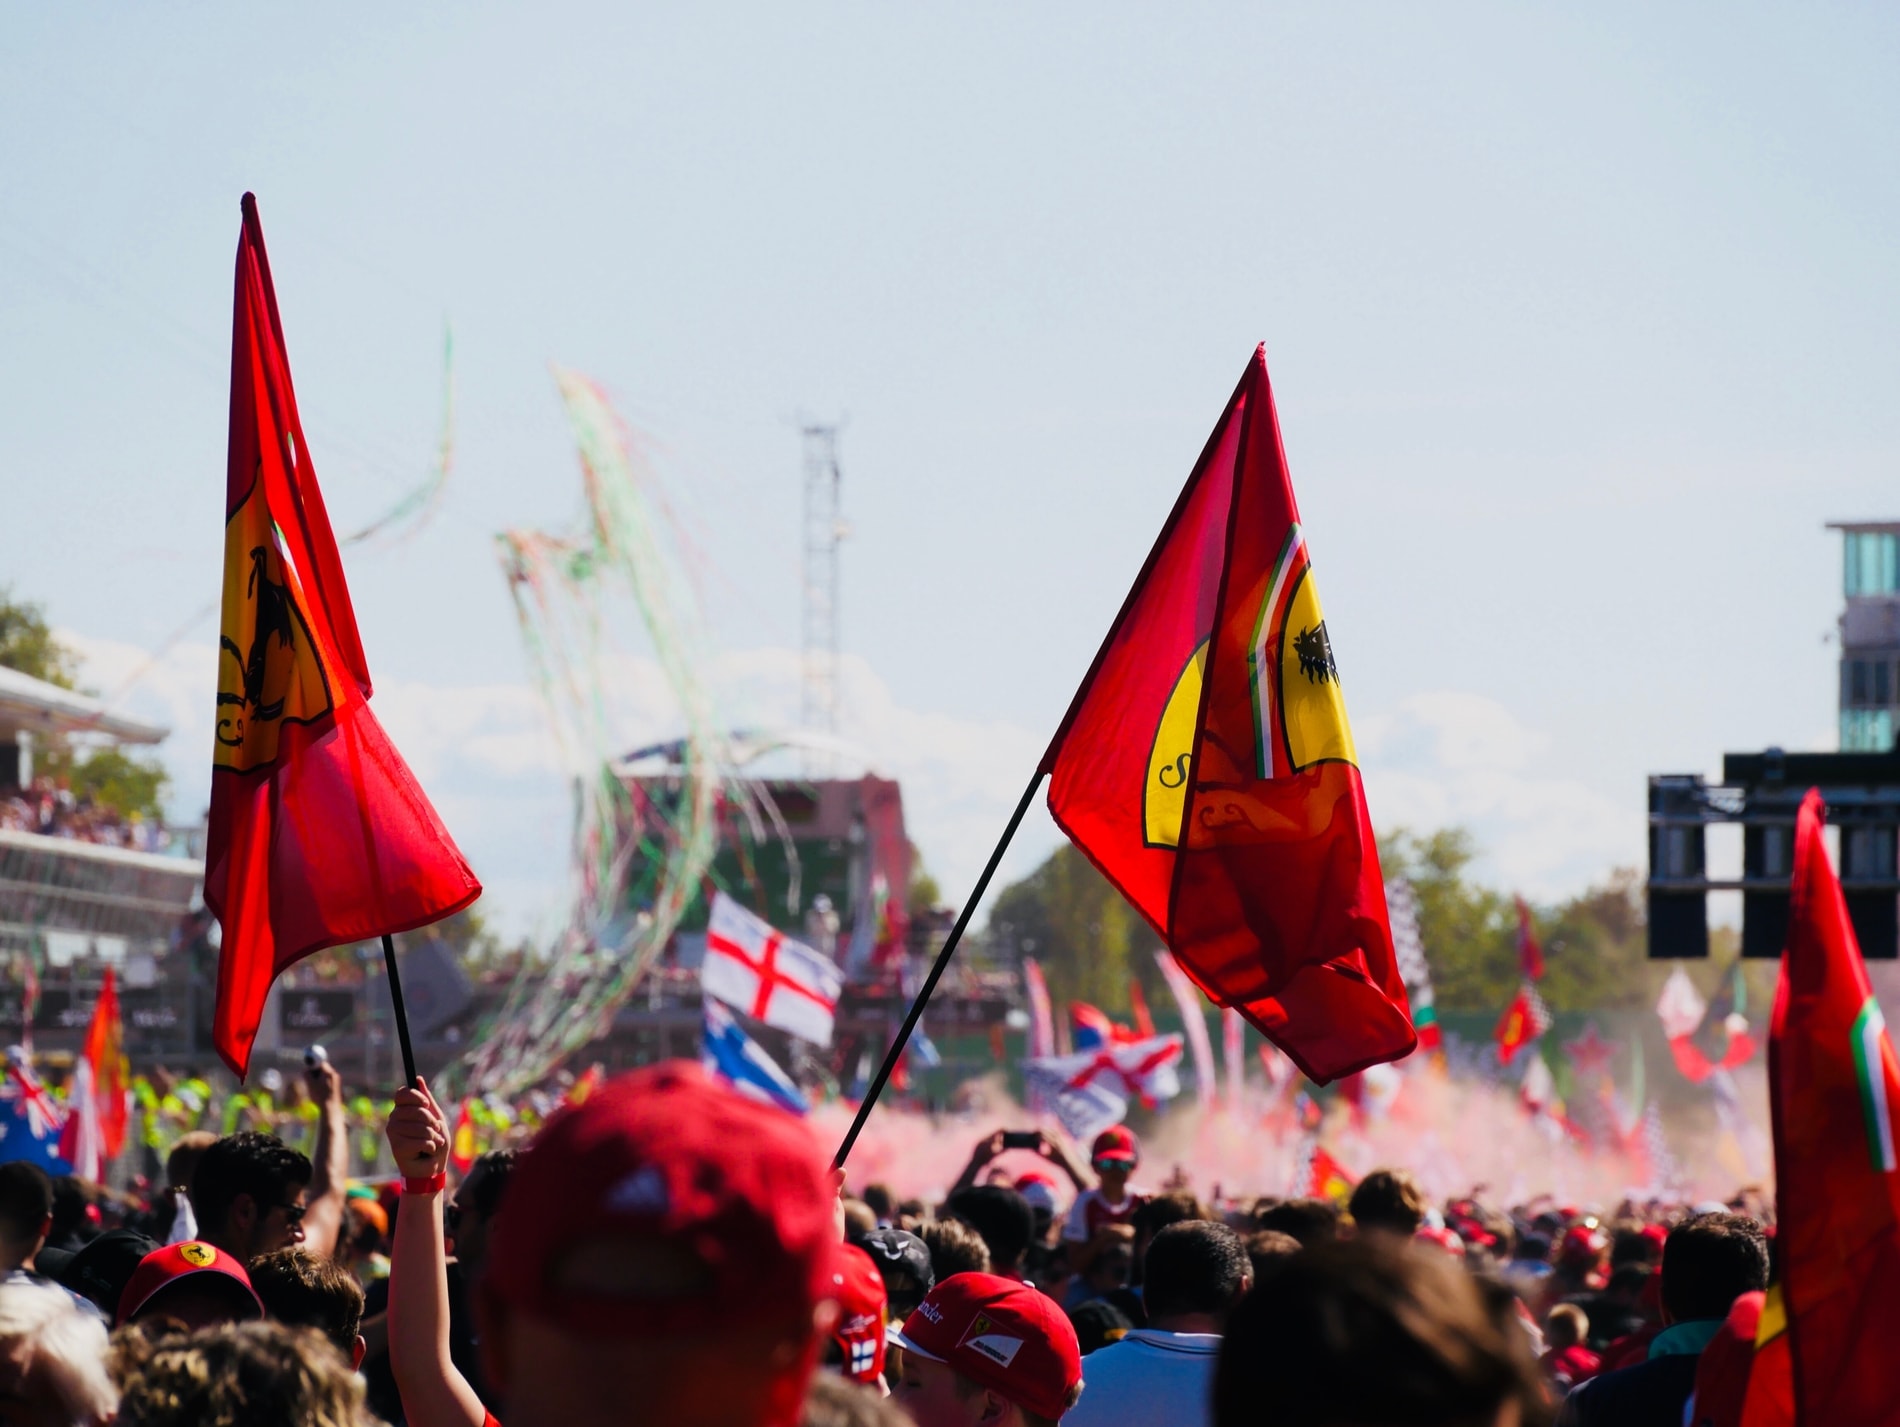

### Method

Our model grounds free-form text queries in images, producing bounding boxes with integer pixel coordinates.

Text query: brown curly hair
[110,1320,374,1427]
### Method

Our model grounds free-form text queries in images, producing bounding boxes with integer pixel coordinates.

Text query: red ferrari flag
[1043,347,1413,1082]
[58,966,127,1179]
[1759,787,1900,1424]
[205,195,480,1078]
[1513,896,1545,980]
[1495,981,1551,1067]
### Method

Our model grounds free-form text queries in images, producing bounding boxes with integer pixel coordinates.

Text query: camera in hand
[304,1044,329,1070]
[1001,1130,1042,1151]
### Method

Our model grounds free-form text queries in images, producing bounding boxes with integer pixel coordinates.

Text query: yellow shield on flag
[214,486,335,773]
[1144,641,1207,848]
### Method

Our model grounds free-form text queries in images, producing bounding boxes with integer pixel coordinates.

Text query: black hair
[1661,1213,1768,1324]
[943,1185,1035,1272]
[1068,1298,1133,1356]
[1253,1197,1342,1248]
[189,1132,312,1238]
[1143,1220,1250,1322]
[0,1161,52,1244]
[464,1150,516,1220]
[1214,1238,1547,1427]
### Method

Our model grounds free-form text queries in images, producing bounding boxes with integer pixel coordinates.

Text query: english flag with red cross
[703,891,843,1047]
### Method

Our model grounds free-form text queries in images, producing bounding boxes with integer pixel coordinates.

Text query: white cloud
[60,628,1633,934]
[1357,690,1643,898]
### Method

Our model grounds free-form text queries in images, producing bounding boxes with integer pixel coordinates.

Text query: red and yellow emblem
[214,483,334,773]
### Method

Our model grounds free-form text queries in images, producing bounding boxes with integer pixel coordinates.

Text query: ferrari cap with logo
[115,1240,263,1327]
[485,1059,837,1337]
[894,1273,1084,1421]
[828,1242,889,1385]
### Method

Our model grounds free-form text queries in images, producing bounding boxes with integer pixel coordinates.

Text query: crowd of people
[0,1056,1779,1426]
[0,777,176,854]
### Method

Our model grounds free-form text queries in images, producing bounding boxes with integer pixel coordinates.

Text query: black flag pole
[833,768,1045,1171]
[381,933,419,1088]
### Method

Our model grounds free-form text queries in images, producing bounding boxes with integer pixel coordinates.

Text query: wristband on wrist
[403,1172,447,1196]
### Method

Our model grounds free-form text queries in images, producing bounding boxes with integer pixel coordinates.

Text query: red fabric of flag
[1760,787,1900,1424]
[1043,347,1413,1082]
[1514,896,1545,981]
[205,194,480,1078]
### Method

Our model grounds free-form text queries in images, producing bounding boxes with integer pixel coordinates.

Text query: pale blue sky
[5,6,1898,933]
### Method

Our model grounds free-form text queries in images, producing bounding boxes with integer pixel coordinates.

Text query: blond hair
[111,1320,374,1427]
[0,1280,117,1425]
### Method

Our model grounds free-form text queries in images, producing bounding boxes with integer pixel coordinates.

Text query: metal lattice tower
[801,424,844,772]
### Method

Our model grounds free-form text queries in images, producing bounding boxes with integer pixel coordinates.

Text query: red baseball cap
[116,1241,263,1327]
[1091,1126,1139,1166]
[894,1273,1083,1421]
[485,1060,837,1337]
[829,1243,888,1385]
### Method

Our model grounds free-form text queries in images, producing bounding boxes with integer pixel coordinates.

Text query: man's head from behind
[1252,1198,1342,1248]
[0,1162,53,1272]
[164,1131,218,1194]
[1214,1237,1536,1427]
[1661,1213,1768,1325]
[189,1132,312,1261]
[477,1060,840,1427]
[1142,1222,1251,1330]
[248,1247,366,1369]
[1347,1168,1426,1238]
[891,1272,1083,1427]
[943,1186,1035,1279]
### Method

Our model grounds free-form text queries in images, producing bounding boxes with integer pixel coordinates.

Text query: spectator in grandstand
[191,1067,346,1263]
[1063,1128,1146,1276]
[1126,1192,1206,1286]
[111,1319,377,1427]
[116,1241,264,1331]
[0,1279,116,1426]
[1250,1197,1342,1248]
[891,1272,1085,1427]
[1559,1213,1769,1427]
[1346,1169,1427,1239]
[249,1246,366,1368]
[0,1162,54,1281]
[159,1130,217,1242]
[1540,1303,1600,1392]
[1214,1237,1544,1427]
[1068,1299,1132,1357]
[48,1228,156,1319]
[918,1216,991,1283]
[944,1184,1037,1279]
[1243,1229,1301,1284]
[1065,1221,1250,1427]
[858,1227,935,1321]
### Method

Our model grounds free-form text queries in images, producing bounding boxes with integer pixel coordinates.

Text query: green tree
[987,844,1160,1016]
[61,745,170,822]
[0,587,77,689]
[0,585,171,823]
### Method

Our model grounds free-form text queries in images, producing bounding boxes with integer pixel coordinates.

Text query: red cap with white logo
[894,1273,1083,1420]
[829,1242,888,1385]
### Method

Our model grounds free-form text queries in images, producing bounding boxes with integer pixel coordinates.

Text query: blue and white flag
[702,999,809,1117]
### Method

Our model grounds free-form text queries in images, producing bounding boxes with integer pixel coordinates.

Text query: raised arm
[300,1059,350,1258]
[387,1077,489,1427]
